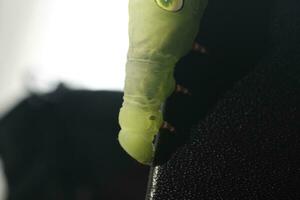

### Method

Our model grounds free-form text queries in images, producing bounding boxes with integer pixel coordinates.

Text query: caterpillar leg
[175,84,192,96]
[193,42,208,54]
[160,121,176,133]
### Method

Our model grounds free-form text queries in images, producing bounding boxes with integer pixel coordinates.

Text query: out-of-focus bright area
[0,159,7,200]
[0,0,128,117]
[0,0,130,199]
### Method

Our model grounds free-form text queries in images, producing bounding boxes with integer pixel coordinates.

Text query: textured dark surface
[147,0,300,199]
[148,49,300,200]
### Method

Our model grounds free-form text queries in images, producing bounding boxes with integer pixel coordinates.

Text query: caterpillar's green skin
[118,0,208,165]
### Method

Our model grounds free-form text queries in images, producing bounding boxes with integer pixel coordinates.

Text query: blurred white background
[0,159,7,200]
[0,0,129,198]
[0,0,128,116]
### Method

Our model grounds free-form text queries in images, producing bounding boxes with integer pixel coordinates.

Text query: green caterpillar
[118,0,208,165]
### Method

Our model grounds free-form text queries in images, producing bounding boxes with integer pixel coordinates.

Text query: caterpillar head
[118,106,163,165]
[128,0,208,64]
